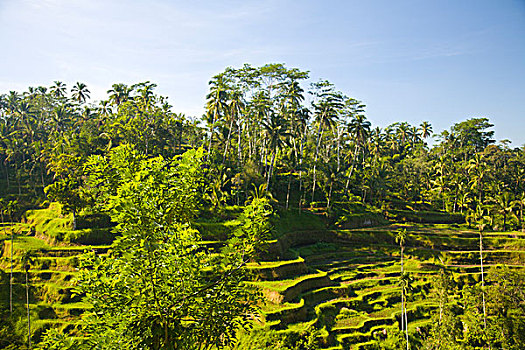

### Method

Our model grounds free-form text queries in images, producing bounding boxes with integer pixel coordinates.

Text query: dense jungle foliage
[1,63,524,349]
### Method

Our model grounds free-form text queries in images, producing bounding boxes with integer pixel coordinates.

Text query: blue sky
[1,0,524,146]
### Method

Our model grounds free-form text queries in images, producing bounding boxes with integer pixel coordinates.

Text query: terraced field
[2,209,525,348]
[247,224,525,349]
[0,222,105,342]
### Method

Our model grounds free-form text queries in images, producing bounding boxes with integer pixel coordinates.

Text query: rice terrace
[1,1,525,349]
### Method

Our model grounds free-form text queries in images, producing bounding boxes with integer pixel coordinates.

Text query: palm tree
[262,113,291,188]
[98,100,112,119]
[473,204,491,329]
[107,83,130,106]
[512,192,525,231]
[396,228,408,332]
[419,121,433,139]
[467,153,487,205]
[399,272,413,350]
[133,81,157,106]
[21,250,35,348]
[205,74,229,161]
[5,199,18,315]
[345,110,370,192]
[396,122,413,149]
[222,88,244,165]
[491,192,514,231]
[310,84,343,202]
[71,82,90,104]
[0,199,10,314]
[50,81,67,98]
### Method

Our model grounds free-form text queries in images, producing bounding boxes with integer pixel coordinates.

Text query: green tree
[75,146,269,349]
[71,82,90,104]
[309,81,343,202]
[490,191,515,231]
[485,266,525,349]
[262,113,291,188]
[345,109,370,193]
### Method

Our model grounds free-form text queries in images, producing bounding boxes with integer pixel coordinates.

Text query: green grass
[273,209,326,236]
[246,257,304,269]
[252,270,328,292]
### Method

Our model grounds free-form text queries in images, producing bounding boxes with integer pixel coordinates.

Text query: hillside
[2,203,524,349]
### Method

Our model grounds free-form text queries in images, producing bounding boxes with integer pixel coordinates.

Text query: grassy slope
[2,203,524,349]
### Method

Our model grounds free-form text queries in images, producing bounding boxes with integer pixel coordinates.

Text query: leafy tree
[485,266,525,349]
[44,154,86,229]
[74,146,269,349]
[490,191,515,231]
[423,270,462,350]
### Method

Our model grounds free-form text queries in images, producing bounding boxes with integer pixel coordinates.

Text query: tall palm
[473,204,491,328]
[21,250,34,348]
[98,100,112,119]
[419,121,433,139]
[51,105,72,134]
[133,81,157,106]
[467,153,487,205]
[396,122,413,149]
[0,199,11,314]
[399,272,413,350]
[310,87,343,202]
[262,113,291,188]
[222,88,244,165]
[107,83,130,106]
[345,111,370,192]
[50,81,67,98]
[205,74,229,161]
[280,80,305,161]
[6,200,18,315]
[71,82,90,104]
[396,228,408,331]
[512,192,525,231]
[490,192,514,231]
[409,125,421,146]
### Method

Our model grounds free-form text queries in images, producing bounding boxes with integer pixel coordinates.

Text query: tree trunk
[286,171,292,210]
[9,221,13,315]
[520,202,525,231]
[405,300,409,350]
[72,209,77,231]
[26,269,31,348]
[345,144,359,193]
[16,163,21,198]
[327,180,333,211]
[237,122,242,168]
[479,231,487,329]
[4,163,9,188]
[311,126,324,203]
[400,292,405,331]
[298,124,307,210]
[400,245,404,331]
[206,112,217,162]
[222,117,235,165]
[266,150,276,189]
